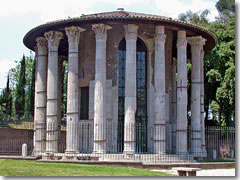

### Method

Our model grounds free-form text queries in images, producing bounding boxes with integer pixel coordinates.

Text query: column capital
[177,38,187,48]
[187,36,206,47]
[92,24,112,41]
[34,46,38,54]
[65,26,85,44]
[177,30,187,48]
[36,37,48,48]
[124,24,138,41]
[36,37,48,55]
[155,26,166,44]
[44,31,63,51]
[200,47,205,60]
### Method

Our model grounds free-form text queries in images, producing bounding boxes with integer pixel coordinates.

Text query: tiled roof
[23,11,216,51]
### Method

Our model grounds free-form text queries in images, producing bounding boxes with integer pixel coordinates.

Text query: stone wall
[74,24,175,153]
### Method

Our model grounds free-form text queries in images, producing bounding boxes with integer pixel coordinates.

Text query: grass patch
[0,160,173,176]
[204,159,235,163]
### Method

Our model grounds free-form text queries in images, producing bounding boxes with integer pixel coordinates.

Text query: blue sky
[0,0,220,90]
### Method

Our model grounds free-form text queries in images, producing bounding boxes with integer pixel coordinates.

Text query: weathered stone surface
[171,57,177,154]
[154,26,166,154]
[45,31,63,154]
[29,20,210,157]
[123,24,138,155]
[34,37,48,155]
[200,46,207,156]
[176,31,188,154]
[65,26,85,153]
[92,24,112,154]
[22,143,27,156]
[188,36,206,156]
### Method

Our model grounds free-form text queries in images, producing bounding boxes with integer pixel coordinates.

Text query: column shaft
[92,24,111,154]
[33,46,37,153]
[124,24,138,154]
[188,36,205,156]
[171,58,177,154]
[154,26,166,154]
[65,26,85,153]
[200,46,207,156]
[34,37,48,155]
[176,31,188,154]
[44,31,63,154]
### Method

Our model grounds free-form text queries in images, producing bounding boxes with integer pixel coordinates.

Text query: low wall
[0,128,33,155]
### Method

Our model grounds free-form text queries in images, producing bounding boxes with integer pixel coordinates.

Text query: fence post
[22,143,27,156]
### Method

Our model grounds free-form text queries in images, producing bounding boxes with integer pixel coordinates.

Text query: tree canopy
[178,2,235,126]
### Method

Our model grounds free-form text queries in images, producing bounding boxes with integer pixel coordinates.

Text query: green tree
[178,9,210,26]
[15,55,26,118]
[216,0,235,13]
[178,2,235,126]
[24,56,35,119]
[61,61,68,118]
[0,74,13,119]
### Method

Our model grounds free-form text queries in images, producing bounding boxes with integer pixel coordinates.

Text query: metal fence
[0,123,235,161]
[205,126,235,160]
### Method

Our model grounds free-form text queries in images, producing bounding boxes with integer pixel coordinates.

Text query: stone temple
[23,10,216,160]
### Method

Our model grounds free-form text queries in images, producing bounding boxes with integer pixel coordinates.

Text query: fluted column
[33,46,38,153]
[44,31,63,154]
[34,37,48,155]
[187,36,206,156]
[200,43,207,156]
[176,31,188,154]
[123,24,138,155]
[171,57,177,154]
[154,26,166,154]
[92,24,112,154]
[65,26,85,154]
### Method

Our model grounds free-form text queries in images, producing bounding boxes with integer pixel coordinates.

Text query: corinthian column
[171,57,177,153]
[44,31,63,154]
[187,36,206,156]
[176,31,188,154]
[123,24,138,155]
[65,26,85,153]
[154,26,166,154]
[34,37,48,155]
[92,24,112,154]
[200,45,207,156]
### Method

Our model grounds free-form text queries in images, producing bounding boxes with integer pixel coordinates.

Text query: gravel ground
[151,168,235,176]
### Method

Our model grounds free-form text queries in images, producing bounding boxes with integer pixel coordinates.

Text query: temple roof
[23,10,217,53]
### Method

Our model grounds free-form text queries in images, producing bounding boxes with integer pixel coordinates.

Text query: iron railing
[0,123,235,161]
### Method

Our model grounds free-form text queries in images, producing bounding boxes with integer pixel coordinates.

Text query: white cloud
[155,0,218,21]
[0,0,145,22]
[0,59,16,89]
[0,59,16,74]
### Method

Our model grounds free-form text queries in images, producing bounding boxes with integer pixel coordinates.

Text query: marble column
[176,31,188,154]
[171,57,177,154]
[92,24,112,154]
[34,37,48,155]
[123,24,138,155]
[57,57,64,149]
[187,36,205,156]
[44,31,63,154]
[33,46,37,153]
[200,43,207,156]
[65,26,85,153]
[154,26,166,154]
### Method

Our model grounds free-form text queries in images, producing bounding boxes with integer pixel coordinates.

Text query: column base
[62,154,78,161]
[92,150,107,154]
[93,140,107,154]
[65,150,79,155]
[42,152,55,160]
[123,150,135,155]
